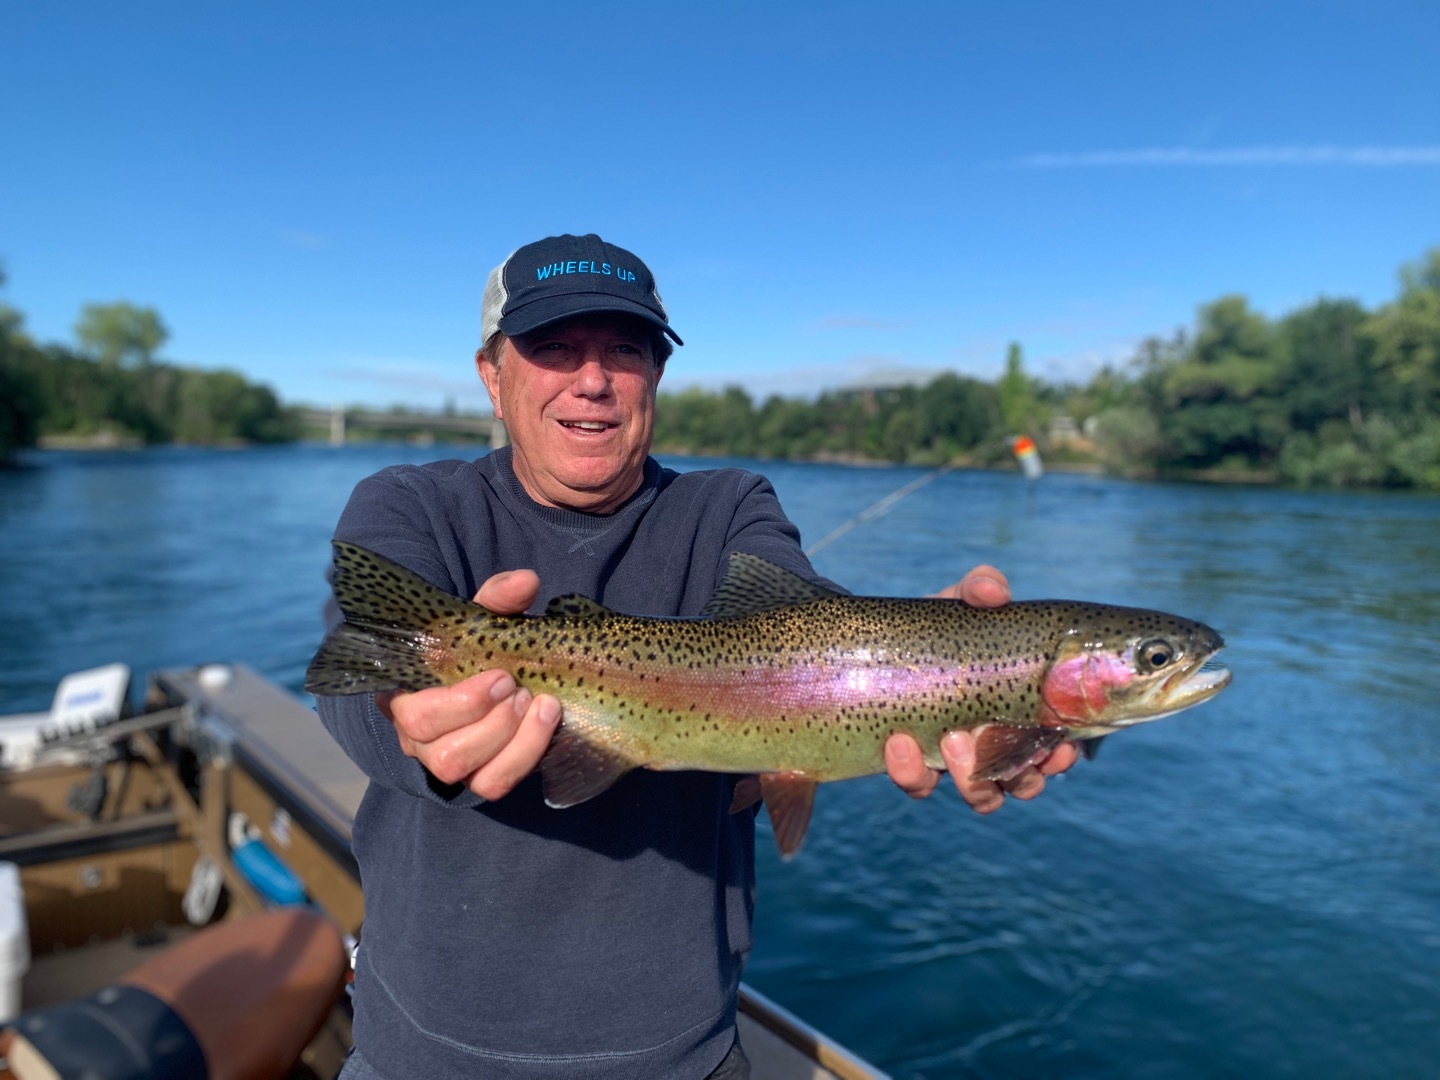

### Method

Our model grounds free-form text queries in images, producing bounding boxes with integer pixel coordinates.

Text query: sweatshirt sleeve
[314,467,486,808]
[718,471,847,595]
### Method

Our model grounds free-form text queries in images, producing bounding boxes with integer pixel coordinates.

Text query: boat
[0,663,890,1079]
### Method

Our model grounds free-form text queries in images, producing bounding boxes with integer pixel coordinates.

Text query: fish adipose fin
[305,542,478,696]
[972,724,1068,782]
[702,553,839,619]
[760,773,818,859]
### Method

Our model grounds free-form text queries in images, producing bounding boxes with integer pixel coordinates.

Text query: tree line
[652,247,1440,490]
[5,249,1439,489]
[1,289,299,459]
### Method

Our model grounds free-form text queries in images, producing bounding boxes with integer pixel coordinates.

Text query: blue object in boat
[232,839,307,906]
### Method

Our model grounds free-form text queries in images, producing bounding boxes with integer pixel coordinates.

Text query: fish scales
[308,542,1231,856]
[426,601,1038,779]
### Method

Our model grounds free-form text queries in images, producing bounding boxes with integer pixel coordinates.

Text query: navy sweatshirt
[316,448,831,1080]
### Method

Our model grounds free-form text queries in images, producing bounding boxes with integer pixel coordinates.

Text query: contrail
[1005,145,1440,168]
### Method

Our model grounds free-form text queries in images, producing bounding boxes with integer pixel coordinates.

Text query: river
[3,444,1437,1078]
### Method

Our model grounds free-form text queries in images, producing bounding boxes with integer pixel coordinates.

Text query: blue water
[3,445,1438,1078]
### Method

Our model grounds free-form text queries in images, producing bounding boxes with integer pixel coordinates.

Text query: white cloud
[1003,145,1440,168]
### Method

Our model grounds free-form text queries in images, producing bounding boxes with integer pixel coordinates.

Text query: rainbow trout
[307,542,1230,856]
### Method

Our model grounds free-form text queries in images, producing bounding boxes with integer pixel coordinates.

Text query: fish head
[1039,606,1231,733]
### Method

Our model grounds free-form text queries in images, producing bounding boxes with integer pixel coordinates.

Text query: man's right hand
[374,569,562,801]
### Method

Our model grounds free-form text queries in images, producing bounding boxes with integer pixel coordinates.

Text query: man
[318,233,1075,1080]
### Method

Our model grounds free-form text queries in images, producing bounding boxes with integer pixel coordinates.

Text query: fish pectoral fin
[1078,735,1107,761]
[759,773,818,860]
[971,724,1068,783]
[539,724,637,808]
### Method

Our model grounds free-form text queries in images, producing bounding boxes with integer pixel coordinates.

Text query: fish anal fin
[971,724,1067,783]
[540,724,636,808]
[702,553,838,619]
[759,772,818,860]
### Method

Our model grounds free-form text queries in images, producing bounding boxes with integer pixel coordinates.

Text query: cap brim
[496,293,683,346]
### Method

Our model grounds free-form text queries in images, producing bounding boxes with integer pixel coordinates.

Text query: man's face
[477,314,663,514]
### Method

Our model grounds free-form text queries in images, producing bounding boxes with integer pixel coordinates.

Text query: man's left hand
[882,563,1079,812]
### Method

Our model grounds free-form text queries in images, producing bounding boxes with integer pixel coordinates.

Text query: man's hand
[375,569,562,801]
[883,564,1079,812]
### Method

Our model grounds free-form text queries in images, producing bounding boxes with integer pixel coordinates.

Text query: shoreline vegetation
[4,248,1438,490]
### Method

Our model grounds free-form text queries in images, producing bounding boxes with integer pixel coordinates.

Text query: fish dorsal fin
[701,553,838,619]
[544,594,612,618]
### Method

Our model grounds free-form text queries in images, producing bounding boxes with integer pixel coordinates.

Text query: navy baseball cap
[481,233,683,346]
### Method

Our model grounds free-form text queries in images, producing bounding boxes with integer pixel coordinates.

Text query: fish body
[307,542,1231,855]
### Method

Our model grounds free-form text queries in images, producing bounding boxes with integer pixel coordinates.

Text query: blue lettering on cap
[533,259,631,281]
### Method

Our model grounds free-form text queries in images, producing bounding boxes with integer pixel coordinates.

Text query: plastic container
[0,861,30,1023]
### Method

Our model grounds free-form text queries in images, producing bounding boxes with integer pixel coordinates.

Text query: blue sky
[3,1,1437,411]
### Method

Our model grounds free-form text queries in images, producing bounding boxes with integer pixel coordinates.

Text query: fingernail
[512,688,532,717]
[489,674,516,703]
[890,738,913,764]
[943,731,974,766]
[537,697,562,726]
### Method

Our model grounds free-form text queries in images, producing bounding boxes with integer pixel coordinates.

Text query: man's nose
[573,351,611,395]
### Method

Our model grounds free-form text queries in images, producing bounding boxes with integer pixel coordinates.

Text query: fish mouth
[1163,656,1231,706]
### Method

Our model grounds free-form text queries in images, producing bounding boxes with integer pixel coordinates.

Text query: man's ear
[476,348,503,419]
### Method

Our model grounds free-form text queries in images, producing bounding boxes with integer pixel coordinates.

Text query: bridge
[301,407,507,448]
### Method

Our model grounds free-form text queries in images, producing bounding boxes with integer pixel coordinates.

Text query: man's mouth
[559,421,615,433]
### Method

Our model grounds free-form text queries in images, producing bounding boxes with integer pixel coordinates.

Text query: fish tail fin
[304,542,482,696]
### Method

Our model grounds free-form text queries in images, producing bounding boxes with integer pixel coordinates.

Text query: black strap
[8,983,207,1080]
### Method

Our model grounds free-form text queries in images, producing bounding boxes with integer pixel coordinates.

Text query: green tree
[916,372,1001,457]
[1155,296,1287,470]
[1,305,44,463]
[755,394,822,458]
[75,302,169,368]
[1362,247,1440,415]
[1278,298,1371,431]
[998,342,1041,436]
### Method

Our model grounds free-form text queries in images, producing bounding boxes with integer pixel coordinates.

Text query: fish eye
[1136,639,1176,672]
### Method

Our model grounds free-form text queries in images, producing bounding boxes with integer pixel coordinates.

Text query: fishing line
[805,461,959,556]
[804,435,1036,557]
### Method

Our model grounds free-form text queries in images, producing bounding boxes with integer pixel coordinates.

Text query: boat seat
[0,908,348,1080]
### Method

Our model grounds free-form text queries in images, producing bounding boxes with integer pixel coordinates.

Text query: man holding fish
[315,234,1218,1080]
